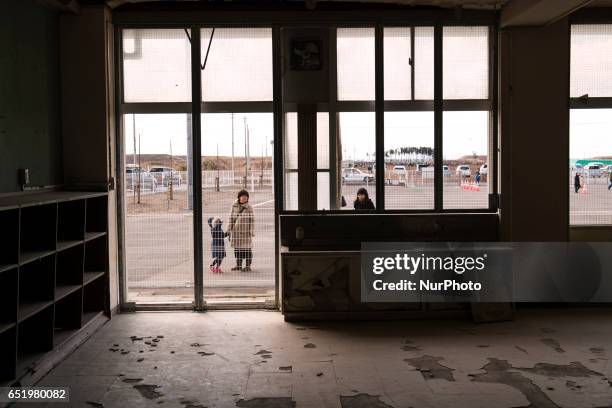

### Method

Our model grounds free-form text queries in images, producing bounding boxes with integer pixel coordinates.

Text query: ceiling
[81,0,509,10]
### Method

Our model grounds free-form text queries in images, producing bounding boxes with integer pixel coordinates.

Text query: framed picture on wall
[290,39,322,70]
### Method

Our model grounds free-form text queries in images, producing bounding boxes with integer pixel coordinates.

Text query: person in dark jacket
[574,172,581,194]
[354,187,375,210]
[207,217,226,273]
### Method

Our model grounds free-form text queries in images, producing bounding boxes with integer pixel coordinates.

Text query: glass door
[199,28,275,305]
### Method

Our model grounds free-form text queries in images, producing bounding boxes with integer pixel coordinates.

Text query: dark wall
[499,19,570,241]
[0,0,62,193]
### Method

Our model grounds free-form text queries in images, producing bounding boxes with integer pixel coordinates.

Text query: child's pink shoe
[215,267,223,273]
[209,265,215,272]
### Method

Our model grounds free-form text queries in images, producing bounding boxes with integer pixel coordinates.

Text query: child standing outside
[207,217,226,273]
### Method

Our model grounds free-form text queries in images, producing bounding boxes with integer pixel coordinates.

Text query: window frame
[568,20,612,227]
[115,20,498,218]
[115,24,279,309]
[282,22,498,214]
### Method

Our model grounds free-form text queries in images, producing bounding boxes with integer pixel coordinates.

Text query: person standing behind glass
[227,189,255,272]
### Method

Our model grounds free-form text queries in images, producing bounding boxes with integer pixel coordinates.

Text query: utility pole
[215,143,220,192]
[231,113,235,173]
[137,132,141,204]
[168,139,174,201]
[260,144,264,187]
[132,114,136,202]
[243,117,249,188]
[186,115,193,210]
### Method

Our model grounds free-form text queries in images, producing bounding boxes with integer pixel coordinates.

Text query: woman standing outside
[227,189,255,272]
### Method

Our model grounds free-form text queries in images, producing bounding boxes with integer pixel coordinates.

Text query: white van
[584,164,604,178]
[456,165,471,177]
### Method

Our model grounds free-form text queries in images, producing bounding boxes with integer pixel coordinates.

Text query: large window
[337,28,375,101]
[281,24,494,212]
[442,26,490,210]
[337,28,376,210]
[570,25,612,226]
[384,27,435,210]
[201,28,273,102]
[120,27,275,305]
[123,29,191,103]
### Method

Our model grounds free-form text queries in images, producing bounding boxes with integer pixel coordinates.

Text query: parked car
[602,165,612,175]
[480,163,488,175]
[456,165,471,177]
[342,168,375,184]
[583,163,604,178]
[420,165,450,178]
[149,166,183,187]
[126,167,158,192]
[392,165,406,173]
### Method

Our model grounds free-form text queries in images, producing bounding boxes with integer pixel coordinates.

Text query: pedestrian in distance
[574,172,581,194]
[227,189,255,272]
[207,217,226,273]
[353,187,375,210]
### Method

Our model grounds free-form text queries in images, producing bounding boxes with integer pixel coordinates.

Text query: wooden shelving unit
[0,191,109,386]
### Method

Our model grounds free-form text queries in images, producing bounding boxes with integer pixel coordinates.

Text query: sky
[122,27,612,163]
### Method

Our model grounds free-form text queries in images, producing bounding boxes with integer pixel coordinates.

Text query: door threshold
[206,299,277,310]
[128,299,277,312]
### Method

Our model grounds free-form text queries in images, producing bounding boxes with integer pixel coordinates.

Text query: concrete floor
[30,309,612,408]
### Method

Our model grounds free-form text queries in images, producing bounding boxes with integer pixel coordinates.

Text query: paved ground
[31,309,612,407]
[570,177,612,225]
[125,189,276,286]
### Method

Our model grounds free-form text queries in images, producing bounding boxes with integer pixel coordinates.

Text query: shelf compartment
[18,301,54,323]
[0,267,18,327]
[0,322,16,335]
[19,249,55,266]
[84,271,105,286]
[54,289,83,347]
[0,208,19,267]
[18,256,55,322]
[57,199,85,243]
[85,196,107,234]
[83,276,105,320]
[55,285,81,302]
[0,263,18,274]
[82,310,103,327]
[85,231,106,242]
[85,236,107,279]
[0,326,17,383]
[56,245,84,290]
[17,306,53,376]
[57,240,83,252]
[19,204,57,263]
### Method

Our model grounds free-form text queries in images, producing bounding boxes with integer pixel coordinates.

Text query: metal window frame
[567,21,612,227]
[113,12,500,308]
[115,25,278,310]
[280,22,497,215]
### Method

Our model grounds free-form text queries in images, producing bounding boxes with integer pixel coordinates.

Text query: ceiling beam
[501,0,594,27]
